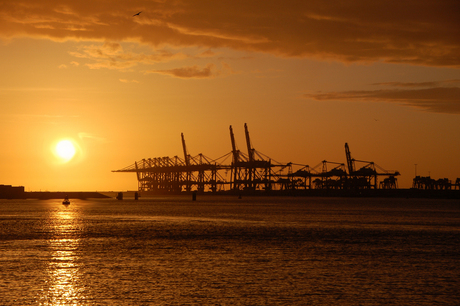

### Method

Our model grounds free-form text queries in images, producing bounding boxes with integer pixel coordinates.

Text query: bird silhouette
[133,11,142,17]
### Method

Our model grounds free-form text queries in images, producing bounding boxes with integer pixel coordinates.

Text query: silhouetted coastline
[133,188,460,200]
[2,184,460,200]
[0,186,110,200]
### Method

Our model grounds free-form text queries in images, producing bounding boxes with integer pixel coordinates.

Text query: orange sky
[1,0,459,191]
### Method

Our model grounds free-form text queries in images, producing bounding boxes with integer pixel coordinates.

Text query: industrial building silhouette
[113,124,423,194]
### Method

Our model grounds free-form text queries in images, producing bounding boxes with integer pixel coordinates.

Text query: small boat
[62,196,70,205]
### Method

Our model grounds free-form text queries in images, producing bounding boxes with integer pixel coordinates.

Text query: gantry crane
[344,143,400,189]
[113,127,406,194]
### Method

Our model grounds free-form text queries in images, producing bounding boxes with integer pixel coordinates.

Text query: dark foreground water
[1,196,459,305]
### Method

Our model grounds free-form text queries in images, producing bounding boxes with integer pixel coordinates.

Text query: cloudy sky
[1,0,459,191]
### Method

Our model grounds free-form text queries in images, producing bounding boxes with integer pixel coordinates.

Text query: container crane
[344,143,400,189]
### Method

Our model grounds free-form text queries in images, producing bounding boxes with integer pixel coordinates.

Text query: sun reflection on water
[37,204,87,305]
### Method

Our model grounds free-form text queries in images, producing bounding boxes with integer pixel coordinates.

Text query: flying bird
[133,11,142,17]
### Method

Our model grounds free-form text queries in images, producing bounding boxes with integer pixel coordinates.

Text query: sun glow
[54,140,76,161]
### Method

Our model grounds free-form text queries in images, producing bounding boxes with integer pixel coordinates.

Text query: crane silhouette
[133,11,142,17]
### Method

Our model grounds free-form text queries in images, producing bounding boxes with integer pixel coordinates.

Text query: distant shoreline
[1,189,460,200]
[0,191,111,200]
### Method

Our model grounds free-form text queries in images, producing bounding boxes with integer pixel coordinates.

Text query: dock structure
[127,154,229,193]
[113,124,291,193]
[113,124,401,194]
[412,176,460,190]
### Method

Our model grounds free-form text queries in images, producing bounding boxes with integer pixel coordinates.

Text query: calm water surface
[1,196,459,305]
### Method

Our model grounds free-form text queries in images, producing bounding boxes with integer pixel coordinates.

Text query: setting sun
[0,1,459,193]
[55,140,76,161]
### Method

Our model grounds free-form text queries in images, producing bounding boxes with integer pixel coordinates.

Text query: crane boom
[181,133,190,166]
[244,123,254,162]
[229,125,239,163]
[229,125,240,191]
[345,143,355,174]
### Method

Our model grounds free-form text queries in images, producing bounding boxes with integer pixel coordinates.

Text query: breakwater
[133,188,460,199]
[1,191,110,200]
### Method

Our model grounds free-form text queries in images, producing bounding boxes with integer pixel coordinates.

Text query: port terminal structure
[412,176,460,191]
[113,124,405,195]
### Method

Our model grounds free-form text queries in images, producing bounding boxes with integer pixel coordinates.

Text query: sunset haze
[1,0,459,191]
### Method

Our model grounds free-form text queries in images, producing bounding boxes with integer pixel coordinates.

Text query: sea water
[0,196,459,305]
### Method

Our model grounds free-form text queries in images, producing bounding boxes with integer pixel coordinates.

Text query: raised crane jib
[229,125,239,163]
[345,143,355,175]
[181,133,190,166]
[244,123,254,162]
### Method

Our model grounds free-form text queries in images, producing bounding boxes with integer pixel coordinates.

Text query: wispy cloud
[371,79,460,88]
[304,81,460,114]
[146,64,218,79]
[119,79,139,83]
[78,132,108,143]
[145,62,236,79]
[0,1,458,67]
[68,42,188,70]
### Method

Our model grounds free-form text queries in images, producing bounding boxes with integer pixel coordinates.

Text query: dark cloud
[371,80,460,88]
[0,0,459,67]
[305,83,460,114]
